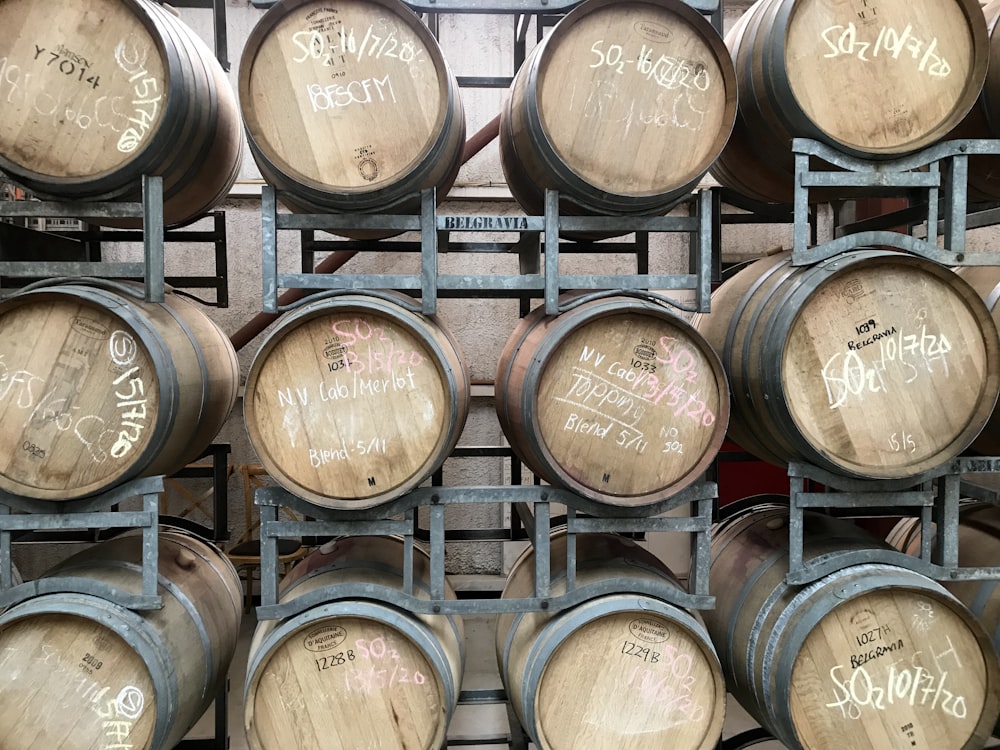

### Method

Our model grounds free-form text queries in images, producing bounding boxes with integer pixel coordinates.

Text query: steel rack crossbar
[785,459,1000,585]
[0,175,166,301]
[792,138,1000,267]
[253,482,717,621]
[0,474,166,610]
[261,186,715,316]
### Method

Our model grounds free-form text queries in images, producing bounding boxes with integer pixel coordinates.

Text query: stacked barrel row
[1,0,999,224]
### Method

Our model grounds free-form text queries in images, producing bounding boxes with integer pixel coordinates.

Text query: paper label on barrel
[0,0,166,175]
[247,0,445,188]
[0,301,160,495]
[790,590,989,748]
[783,263,991,472]
[249,311,450,502]
[536,2,730,194]
[535,313,724,499]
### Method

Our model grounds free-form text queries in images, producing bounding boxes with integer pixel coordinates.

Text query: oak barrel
[243,291,469,509]
[953,265,1000,454]
[499,0,736,219]
[0,280,240,500]
[703,505,1000,750]
[244,535,464,750]
[694,250,1000,479]
[495,293,729,507]
[0,0,242,227]
[889,503,1000,652]
[496,532,726,750]
[945,1,1000,201]
[711,0,989,204]
[239,0,466,221]
[0,528,243,750]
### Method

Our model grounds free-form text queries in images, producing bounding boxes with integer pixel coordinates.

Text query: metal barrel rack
[252,177,722,747]
[0,475,165,611]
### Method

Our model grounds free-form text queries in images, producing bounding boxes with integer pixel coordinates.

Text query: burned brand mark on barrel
[629,617,670,644]
[356,144,378,181]
[632,22,673,45]
[839,276,869,304]
[70,317,109,339]
[303,624,348,653]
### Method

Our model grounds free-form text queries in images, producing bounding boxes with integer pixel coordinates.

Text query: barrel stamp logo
[629,617,670,644]
[323,339,347,360]
[303,624,348,652]
[305,7,339,22]
[839,277,869,304]
[632,343,656,361]
[849,607,878,630]
[71,316,109,339]
[633,22,673,45]
[355,145,379,182]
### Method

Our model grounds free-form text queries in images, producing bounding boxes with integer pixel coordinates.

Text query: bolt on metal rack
[792,137,1000,266]
[784,458,1000,586]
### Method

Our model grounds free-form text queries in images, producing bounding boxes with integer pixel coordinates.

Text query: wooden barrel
[711,0,989,205]
[889,503,1000,650]
[0,0,242,228]
[239,0,466,221]
[703,505,1000,749]
[0,280,240,500]
[495,294,729,507]
[945,1,1000,202]
[496,532,727,750]
[953,265,1000,454]
[693,250,1000,479]
[499,0,736,219]
[0,528,243,750]
[243,291,469,509]
[244,535,464,750]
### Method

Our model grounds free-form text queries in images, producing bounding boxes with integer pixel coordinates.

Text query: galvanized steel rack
[0,175,169,302]
[0,474,165,611]
[262,186,717,316]
[253,481,717,620]
[0,177,232,307]
[792,137,1000,266]
[784,458,1000,586]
